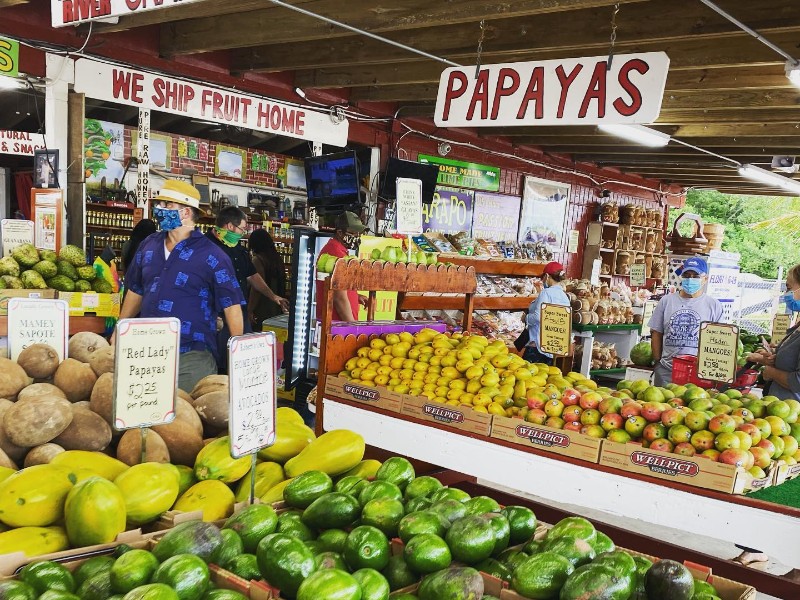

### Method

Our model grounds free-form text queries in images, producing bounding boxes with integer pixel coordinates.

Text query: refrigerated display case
[285,228,334,408]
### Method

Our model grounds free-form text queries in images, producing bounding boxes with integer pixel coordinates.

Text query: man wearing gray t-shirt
[648,257,723,386]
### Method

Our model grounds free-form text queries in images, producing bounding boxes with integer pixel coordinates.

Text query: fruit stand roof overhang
[2,0,800,196]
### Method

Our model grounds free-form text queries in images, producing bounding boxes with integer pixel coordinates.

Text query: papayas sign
[0,38,19,79]
[435,52,669,128]
[51,0,206,27]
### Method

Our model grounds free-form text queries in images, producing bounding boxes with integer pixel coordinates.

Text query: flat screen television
[304,151,361,207]
[381,157,441,204]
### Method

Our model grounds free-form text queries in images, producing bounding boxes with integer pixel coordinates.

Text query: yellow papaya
[260,477,293,504]
[257,422,315,463]
[284,429,365,478]
[0,464,75,527]
[339,459,382,480]
[175,465,197,497]
[234,461,284,502]
[173,480,235,522]
[0,467,15,484]
[50,451,128,481]
[64,476,127,547]
[276,407,305,426]
[114,462,180,527]
[0,526,69,556]
[194,437,250,483]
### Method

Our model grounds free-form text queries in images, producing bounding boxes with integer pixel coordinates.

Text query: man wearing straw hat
[117,180,245,392]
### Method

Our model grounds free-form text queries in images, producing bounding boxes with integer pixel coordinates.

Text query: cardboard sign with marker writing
[697,321,739,383]
[772,314,791,345]
[228,332,277,458]
[630,263,646,287]
[7,298,68,361]
[112,318,179,430]
[539,303,572,357]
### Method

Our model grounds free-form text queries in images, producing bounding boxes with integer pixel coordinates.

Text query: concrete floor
[484,481,791,600]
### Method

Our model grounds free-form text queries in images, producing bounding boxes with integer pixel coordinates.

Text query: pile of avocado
[0,243,112,293]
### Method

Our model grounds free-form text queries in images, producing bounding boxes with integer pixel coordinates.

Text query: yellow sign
[113,318,179,430]
[357,235,402,320]
[697,322,739,383]
[772,314,792,345]
[0,38,19,79]
[539,303,572,356]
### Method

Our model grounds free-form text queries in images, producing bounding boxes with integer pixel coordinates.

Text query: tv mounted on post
[381,157,440,204]
[303,151,362,213]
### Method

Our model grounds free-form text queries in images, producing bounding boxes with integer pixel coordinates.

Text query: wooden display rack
[316,259,477,434]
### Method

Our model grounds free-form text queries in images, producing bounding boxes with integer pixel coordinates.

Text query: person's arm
[333,290,357,322]
[223,304,244,337]
[763,341,800,390]
[247,273,290,312]
[650,330,663,364]
[110,291,143,345]
[247,286,260,325]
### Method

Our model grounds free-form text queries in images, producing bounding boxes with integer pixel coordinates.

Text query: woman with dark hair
[248,228,288,329]
[121,218,156,273]
[523,261,570,365]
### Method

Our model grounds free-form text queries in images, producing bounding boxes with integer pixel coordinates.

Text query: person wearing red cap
[523,261,570,365]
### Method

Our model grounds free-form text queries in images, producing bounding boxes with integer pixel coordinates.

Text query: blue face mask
[153,207,183,231]
[681,277,702,295]
[783,292,800,312]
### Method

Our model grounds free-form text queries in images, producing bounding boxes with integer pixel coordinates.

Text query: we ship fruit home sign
[435,52,669,128]
[52,0,206,27]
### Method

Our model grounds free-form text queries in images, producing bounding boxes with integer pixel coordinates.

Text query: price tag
[772,313,791,344]
[395,177,423,235]
[640,300,657,337]
[567,229,580,253]
[228,332,277,458]
[590,259,601,286]
[696,321,739,383]
[539,303,572,357]
[7,298,68,361]
[630,263,646,287]
[1,219,34,257]
[112,318,179,430]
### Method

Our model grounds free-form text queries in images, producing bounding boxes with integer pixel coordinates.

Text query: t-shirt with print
[648,292,723,365]
[126,230,245,361]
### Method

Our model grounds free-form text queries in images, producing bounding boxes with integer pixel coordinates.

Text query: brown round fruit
[17,343,61,379]
[68,331,110,363]
[54,358,98,403]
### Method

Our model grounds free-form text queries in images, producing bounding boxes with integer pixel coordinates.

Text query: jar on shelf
[651,257,665,280]
[615,251,632,275]
[645,229,659,253]
[631,228,645,251]
[620,203,636,224]
[648,208,662,228]
[601,202,619,223]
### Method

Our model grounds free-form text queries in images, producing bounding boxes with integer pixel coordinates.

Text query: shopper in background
[315,211,368,322]
[746,263,800,401]
[649,256,723,386]
[248,228,288,330]
[117,180,244,392]
[207,205,290,371]
[524,261,570,365]
[120,218,156,273]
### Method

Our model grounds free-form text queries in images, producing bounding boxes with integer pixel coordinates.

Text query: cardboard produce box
[0,289,56,316]
[401,394,493,436]
[599,440,772,494]
[490,414,603,463]
[325,375,403,413]
[772,458,800,486]
[57,291,120,317]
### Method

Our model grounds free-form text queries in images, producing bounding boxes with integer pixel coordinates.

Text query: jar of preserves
[615,251,632,275]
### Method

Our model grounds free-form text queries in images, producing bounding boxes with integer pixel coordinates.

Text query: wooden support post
[67,92,85,246]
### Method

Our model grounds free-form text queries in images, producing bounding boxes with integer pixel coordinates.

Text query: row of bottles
[87,209,134,229]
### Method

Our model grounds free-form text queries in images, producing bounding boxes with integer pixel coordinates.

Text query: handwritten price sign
[395,178,423,235]
[228,332,277,458]
[112,318,179,430]
[697,321,739,383]
[539,303,572,357]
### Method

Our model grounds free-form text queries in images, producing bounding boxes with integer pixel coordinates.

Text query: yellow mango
[173,480,235,522]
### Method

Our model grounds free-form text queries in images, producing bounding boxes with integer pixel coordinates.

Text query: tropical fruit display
[316,251,438,274]
[0,243,113,293]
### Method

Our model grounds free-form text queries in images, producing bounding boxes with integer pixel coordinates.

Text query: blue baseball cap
[676,256,708,276]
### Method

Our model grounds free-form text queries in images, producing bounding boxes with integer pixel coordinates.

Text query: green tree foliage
[670,189,800,279]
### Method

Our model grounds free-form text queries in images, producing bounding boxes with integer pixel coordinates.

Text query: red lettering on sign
[201,90,213,117]
[112,70,144,103]
[240,98,252,122]
[578,62,607,119]
[490,68,520,120]
[295,111,305,135]
[516,67,544,120]
[466,69,490,121]
[62,0,111,24]
[441,71,468,121]
[126,0,142,9]
[555,64,582,119]
[613,58,648,116]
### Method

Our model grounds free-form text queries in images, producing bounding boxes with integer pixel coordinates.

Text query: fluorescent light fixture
[738,164,800,195]
[786,60,800,87]
[597,124,672,147]
[0,76,23,90]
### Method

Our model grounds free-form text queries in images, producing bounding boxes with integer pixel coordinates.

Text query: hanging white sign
[73,58,349,147]
[0,131,45,157]
[52,0,206,28]
[136,108,150,205]
[435,52,670,128]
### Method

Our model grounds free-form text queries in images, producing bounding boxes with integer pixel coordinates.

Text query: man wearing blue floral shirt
[118,180,244,392]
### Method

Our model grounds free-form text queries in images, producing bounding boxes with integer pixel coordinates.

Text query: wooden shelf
[330,260,477,294]
[86,202,134,213]
[402,295,534,311]
[0,315,107,336]
[590,367,628,376]
[87,225,132,233]
[438,255,546,276]
[573,323,641,333]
